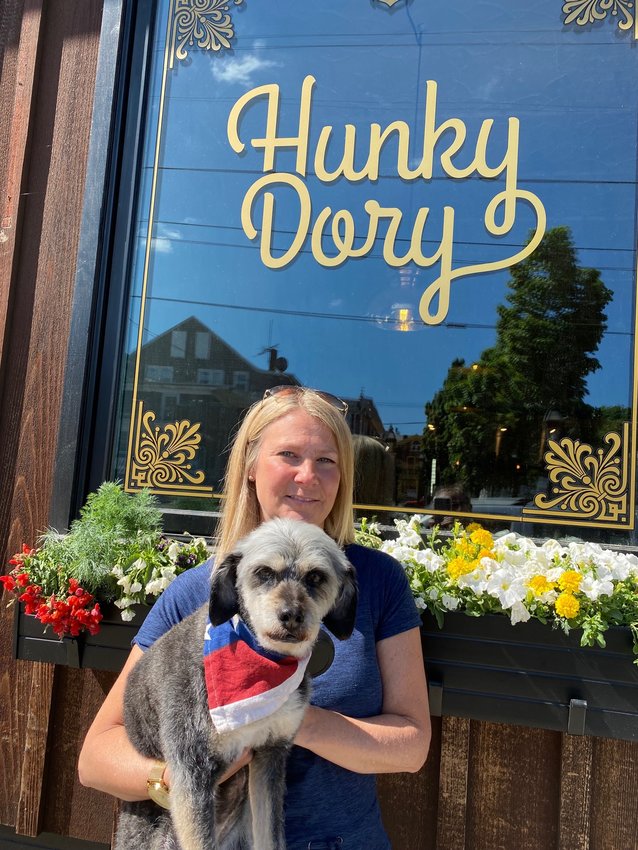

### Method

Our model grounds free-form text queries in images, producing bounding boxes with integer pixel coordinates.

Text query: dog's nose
[278,607,304,628]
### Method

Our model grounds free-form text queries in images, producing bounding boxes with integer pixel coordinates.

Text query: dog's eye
[256,566,276,583]
[305,570,325,588]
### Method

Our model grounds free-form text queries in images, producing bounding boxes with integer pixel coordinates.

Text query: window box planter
[422,611,638,742]
[13,603,149,672]
[14,604,638,741]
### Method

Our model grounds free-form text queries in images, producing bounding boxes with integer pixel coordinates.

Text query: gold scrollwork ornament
[563,0,635,33]
[129,403,213,495]
[169,0,244,66]
[529,428,629,524]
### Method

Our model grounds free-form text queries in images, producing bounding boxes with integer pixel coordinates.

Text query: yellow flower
[447,556,474,581]
[470,528,493,549]
[555,591,580,619]
[558,570,582,593]
[456,538,474,556]
[527,574,555,596]
[477,548,493,561]
[466,523,482,533]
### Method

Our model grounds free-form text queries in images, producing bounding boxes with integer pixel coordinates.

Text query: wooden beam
[0,0,44,379]
[435,716,470,850]
[15,662,55,836]
[558,733,593,850]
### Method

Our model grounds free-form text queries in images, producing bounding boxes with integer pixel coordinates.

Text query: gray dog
[114,518,358,850]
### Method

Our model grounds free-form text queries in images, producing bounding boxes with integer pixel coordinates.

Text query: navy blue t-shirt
[134,542,421,850]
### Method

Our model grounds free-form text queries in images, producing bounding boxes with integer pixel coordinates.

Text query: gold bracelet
[147,760,170,810]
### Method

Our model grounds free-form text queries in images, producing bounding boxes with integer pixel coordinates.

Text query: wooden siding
[0,3,637,849]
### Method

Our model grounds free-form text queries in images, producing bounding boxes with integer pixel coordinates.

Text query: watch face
[308,630,335,679]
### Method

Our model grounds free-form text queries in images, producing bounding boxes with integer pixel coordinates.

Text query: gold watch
[147,760,170,809]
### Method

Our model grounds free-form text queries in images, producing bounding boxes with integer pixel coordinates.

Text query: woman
[79,387,431,849]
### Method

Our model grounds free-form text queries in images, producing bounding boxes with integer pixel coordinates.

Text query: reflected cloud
[152,225,182,254]
[212,54,280,84]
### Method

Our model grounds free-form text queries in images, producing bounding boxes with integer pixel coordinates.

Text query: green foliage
[38,482,164,599]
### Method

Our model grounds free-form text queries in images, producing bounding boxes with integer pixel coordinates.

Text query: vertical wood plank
[41,667,117,844]
[589,738,638,850]
[435,716,470,850]
[378,715,441,850]
[558,733,593,850]
[0,0,44,372]
[465,721,561,850]
[15,661,55,836]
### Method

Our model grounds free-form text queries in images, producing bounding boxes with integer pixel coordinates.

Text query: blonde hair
[215,390,355,556]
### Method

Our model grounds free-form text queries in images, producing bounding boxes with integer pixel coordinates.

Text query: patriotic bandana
[203,616,311,733]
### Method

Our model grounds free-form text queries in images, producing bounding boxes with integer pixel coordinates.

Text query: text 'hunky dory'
[226,75,546,325]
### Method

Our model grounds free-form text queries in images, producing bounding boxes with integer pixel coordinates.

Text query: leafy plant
[1,482,210,637]
[355,516,638,663]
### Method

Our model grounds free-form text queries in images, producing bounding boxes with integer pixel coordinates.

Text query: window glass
[110,0,638,542]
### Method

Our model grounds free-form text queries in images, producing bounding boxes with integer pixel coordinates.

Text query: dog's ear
[323,563,358,640]
[209,552,241,625]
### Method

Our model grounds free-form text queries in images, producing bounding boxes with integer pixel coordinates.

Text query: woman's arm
[78,645,251,799]
[78,645,157,800]
[294,626,431,774]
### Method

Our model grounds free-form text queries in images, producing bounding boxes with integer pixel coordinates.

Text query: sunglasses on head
[262,386,349,415]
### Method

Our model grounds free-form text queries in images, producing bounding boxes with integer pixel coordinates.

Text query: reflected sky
[125,0,638,435]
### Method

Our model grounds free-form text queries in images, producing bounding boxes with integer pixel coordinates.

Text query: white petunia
[509,600,531,625]
[579,575,613,600]
[486,569,526,608]
[441,594,460,611]
[120,608,136,622]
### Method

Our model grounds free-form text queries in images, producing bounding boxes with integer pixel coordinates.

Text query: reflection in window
[170,330,186,359]
[108,0,638,544]
[195,331,210,360]
[145,365,174,383]
[197,368,224,386]
[233,371,249,391]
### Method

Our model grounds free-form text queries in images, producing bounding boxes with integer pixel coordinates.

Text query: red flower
[5,550,104,640]
[0,575,16,592]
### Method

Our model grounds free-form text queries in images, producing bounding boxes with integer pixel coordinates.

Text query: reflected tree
[424,226,613,497]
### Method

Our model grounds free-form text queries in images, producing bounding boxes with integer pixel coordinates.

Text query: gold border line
[125,0,174,488]
[629,256,638,529]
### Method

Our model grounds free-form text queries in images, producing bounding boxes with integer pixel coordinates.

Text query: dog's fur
[113,518,358,850]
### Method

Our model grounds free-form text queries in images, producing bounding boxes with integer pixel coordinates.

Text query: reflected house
[124,316,299,488]
[344,394,385,438]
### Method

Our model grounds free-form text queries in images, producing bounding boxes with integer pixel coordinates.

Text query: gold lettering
[418,190,546,325]
[241,173,311,268]
[227,76,315,175]
[229,76,547,326]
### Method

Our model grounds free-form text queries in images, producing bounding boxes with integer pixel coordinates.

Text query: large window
[101,0,638,542]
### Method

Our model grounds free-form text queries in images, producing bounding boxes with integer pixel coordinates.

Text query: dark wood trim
[48,0,126,532]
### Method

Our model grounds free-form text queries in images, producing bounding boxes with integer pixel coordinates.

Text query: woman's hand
[217,747,253,784]
[78,645,158,800]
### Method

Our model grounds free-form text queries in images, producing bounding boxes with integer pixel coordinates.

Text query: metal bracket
[429,680,443,717]
[567,698,587,736]
[63,637,81,668]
